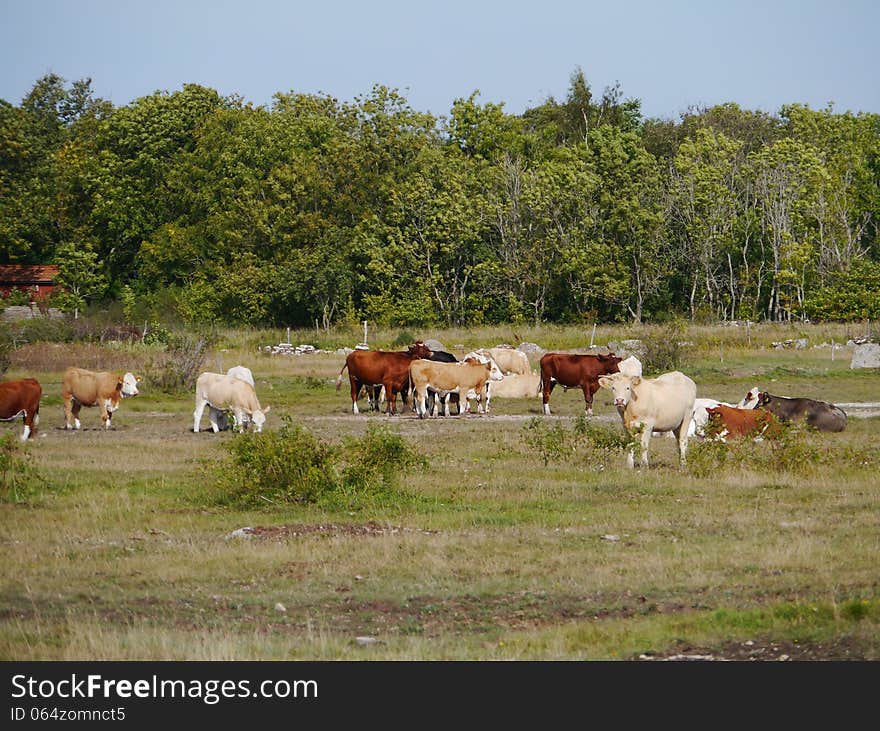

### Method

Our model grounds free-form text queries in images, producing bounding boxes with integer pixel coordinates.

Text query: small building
[0,264,60,300]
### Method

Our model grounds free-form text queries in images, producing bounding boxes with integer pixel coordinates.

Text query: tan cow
[62,368,140,430]
[478,347,530,375]
[409,360,502,418]
[193,372,270,433]
[598,371,696,468]
[489,372,542,399]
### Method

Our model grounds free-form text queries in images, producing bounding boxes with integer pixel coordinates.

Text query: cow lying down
[736,386,847,432]
[193,372,269,433]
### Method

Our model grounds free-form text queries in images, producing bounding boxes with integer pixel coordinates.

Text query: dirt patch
[226,521,440,540]
[637,636,873,661]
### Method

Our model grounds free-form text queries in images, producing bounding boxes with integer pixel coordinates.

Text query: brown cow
[539,352,622,416]
[705,404,782,441]
[62,368,141,430]
[336,342,433,415]
[0,378,42,441]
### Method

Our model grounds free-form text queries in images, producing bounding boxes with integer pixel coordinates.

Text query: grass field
[1,322,878,660]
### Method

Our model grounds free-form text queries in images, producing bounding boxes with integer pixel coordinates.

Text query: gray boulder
[851,342,880,369]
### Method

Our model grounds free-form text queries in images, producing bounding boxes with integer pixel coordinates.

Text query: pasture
[1,322,879,660]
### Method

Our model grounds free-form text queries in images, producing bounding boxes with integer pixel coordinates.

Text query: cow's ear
[598,376,611,388]
[631,376,641,387]
[263,405,270,413]
[136,376,142,383]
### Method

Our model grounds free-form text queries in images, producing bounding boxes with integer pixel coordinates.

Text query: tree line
[2,69,878,327]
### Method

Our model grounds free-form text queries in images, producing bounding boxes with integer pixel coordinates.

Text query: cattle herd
[0,341,850,469]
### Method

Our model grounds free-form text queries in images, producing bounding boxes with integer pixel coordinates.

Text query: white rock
[355,636,377,646]
[274,603,286,613]
[851,342,880,369]
[226,527,254,540]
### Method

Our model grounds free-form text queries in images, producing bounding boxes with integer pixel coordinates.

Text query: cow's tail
[335,362,348,392]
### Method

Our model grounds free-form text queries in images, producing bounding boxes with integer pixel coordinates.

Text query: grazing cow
[489,371,542,400]
[410,360,502,418]
[477,347,531,376]
[211,366,258,430]
[336,342,433,415]
[539,352,623,416]
[193,372,270,433]
[0,378,41,440]
[754,392,847,432]
[62,368,140,430]
[705,404,782,441]
[598,371,696,468]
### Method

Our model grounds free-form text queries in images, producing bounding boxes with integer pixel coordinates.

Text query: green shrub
[214,418,338,506]
[209,419,425,508]
[341,424,427,497]
[521,416,630,467]
[0,433,44,504]
[641,320,688,374]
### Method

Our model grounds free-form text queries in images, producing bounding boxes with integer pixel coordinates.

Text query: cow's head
[249,406,270,433]
[121,372,140,398]
[408,341,433,359]
[598,353,623,373]
[736,386,761,410]
[598,372,639,408]
[757,392,772,407]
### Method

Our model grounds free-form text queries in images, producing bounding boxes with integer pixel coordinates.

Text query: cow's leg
[70,401,82,430]
[349,377,360,415]
[582,382,598,417]
[208,406,222,433]
[638,421,654,468]
[541,378,556,415]
[673,419,690,467]
[103,408,112,429]
[193,396,207,432]
[384,381,396,415]
[20,411,31,441]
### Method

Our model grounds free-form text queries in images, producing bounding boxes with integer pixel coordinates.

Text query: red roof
[0,265,59,285]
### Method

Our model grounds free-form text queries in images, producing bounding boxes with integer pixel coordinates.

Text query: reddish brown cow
[0,378,42,441]
[705,404,782,441]
[336,342,433,415]
[539,352,622,416]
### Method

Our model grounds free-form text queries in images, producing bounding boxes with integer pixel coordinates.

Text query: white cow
[193,372,270,433]
[736,386,761,410]
[489,372,542,399]
[617,355,643,378]
[226,365,255,388]
[213,366,258,429]
[477,347,531,375]
[598,371,697,468]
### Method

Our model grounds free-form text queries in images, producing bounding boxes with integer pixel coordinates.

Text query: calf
[705,404,782,441]
[409,360,502,418]
[62,368,140,430]
[0,378,42,440]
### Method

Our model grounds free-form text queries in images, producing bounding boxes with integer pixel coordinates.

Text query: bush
[641,320,688,374]
[214,419,338,506]
[340,424,427,497]
[209,419,425,508]
[146,332,212,393]
[521,416,630,467]
[0,433,44,504]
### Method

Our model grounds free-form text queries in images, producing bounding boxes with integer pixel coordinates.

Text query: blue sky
[2,0,878,120]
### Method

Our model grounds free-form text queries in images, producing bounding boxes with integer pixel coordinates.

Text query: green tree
[53,241,107,318]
